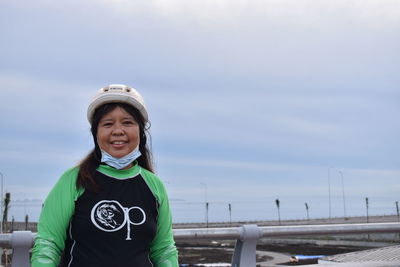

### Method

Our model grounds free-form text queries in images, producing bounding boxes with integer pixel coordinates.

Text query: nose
[111,124,125,135]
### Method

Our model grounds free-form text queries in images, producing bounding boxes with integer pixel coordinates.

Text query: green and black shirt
[31,163,178,267]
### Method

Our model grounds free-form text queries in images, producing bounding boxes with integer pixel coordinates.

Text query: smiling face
[97,106,140,158]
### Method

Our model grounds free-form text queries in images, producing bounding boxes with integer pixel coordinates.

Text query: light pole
[228,203,232,226]
[328,167,333,222]
[205,202,209,228]
[200,183,208,227]
[305,202,309,221]
[396,201,400,240]
[275,198,281,225]
[0,172,3,233]
[339,171,347,219]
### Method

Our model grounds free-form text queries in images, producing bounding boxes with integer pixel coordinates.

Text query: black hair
[76,103,153,191]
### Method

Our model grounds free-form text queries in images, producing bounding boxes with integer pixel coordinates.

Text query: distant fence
[2,222,37,233]
[0,222,399,267]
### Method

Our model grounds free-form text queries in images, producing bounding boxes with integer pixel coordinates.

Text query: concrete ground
[256,250,290,266]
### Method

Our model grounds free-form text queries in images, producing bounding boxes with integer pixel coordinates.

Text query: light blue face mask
[100,146,141,170]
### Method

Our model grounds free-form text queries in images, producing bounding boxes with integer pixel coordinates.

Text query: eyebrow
[100,116,135,122]
[121,116,135,121]
[99,118,113,122]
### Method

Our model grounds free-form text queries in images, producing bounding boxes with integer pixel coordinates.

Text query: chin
[110,152,129,158]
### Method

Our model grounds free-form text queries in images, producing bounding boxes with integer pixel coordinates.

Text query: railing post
[231,224,261,267]
[10,231,34,267]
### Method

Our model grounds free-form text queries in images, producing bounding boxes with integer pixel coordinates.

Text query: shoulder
[139,167,167,200]
[62,166,80,177]
[58,166,80,185]
[50,166,82,199]
[140,167,162,182]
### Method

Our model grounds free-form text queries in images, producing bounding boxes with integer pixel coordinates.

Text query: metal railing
[174,222,400,266]
[0,222,399,267]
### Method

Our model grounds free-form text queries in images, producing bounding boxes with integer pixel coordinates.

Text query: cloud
[157,155,400,198]
[146,86,399,171]
[0,0,399,222]
[2,0,400,84]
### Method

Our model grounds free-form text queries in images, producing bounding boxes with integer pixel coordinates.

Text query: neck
[121,162,134,170]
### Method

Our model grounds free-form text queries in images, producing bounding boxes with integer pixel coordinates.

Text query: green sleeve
[31,167,83,267]
[141,169,179,267]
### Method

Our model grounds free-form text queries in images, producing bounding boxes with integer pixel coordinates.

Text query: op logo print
[91,200,146,240]
[95,203,122,229]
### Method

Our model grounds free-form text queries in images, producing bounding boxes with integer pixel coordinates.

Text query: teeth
[112,141,125,144]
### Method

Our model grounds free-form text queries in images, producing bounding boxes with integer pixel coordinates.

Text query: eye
[123,120,135,126]
[101,122,113,127]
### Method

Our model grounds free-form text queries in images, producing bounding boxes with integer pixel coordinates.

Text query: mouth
[110,141,127,145]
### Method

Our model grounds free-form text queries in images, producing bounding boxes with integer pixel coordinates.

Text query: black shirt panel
[63,171,158,267]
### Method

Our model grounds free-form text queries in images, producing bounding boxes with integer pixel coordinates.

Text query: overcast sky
[0,0,399,223]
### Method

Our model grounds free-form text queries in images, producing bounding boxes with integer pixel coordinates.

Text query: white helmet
[87,84,148,123]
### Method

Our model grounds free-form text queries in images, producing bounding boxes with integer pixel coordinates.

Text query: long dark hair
[76,103,153,191]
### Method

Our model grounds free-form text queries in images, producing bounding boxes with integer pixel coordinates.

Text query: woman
[31,84,178,267]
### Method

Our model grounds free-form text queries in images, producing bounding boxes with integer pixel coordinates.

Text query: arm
[31,167,82,267]
[143,171,178,267]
